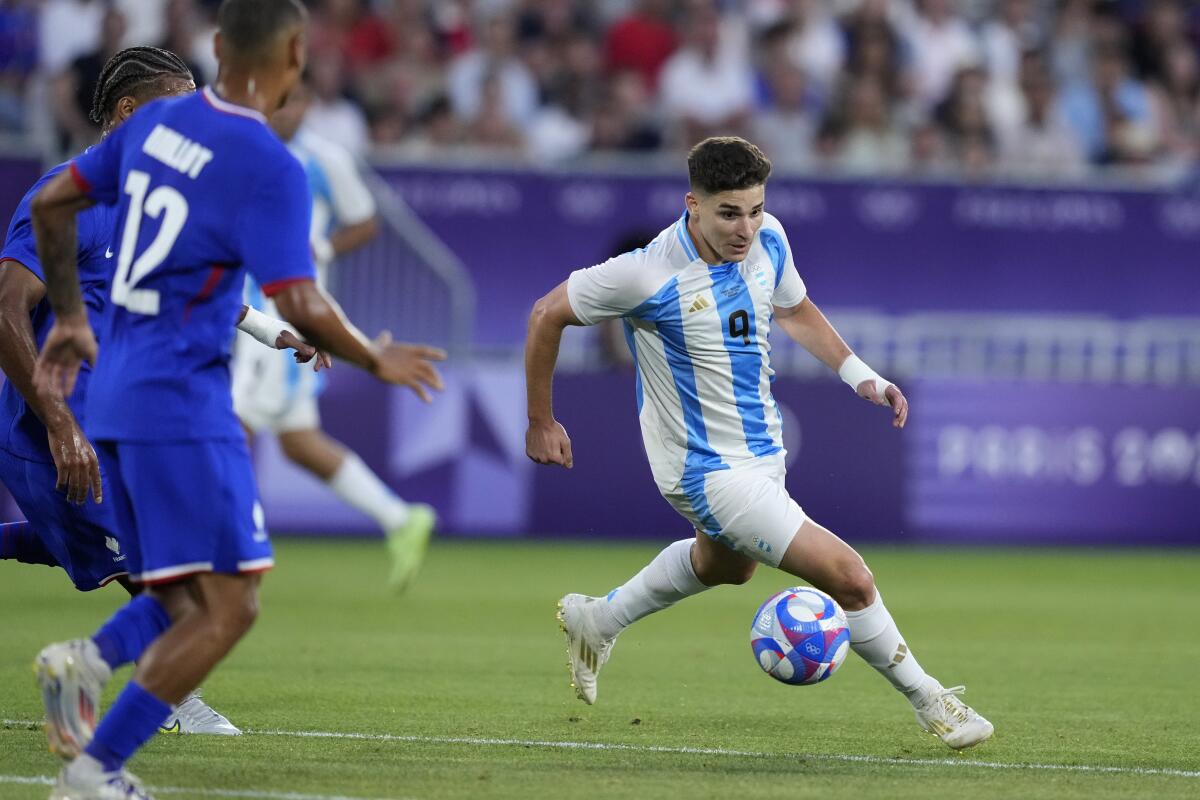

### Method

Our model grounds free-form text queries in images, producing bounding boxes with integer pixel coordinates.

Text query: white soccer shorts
[662,453,806,567]
[231,334,321,434]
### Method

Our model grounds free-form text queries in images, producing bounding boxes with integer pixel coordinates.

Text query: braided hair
[89,46,193,126]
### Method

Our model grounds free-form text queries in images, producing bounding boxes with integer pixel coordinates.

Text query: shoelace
[933,685,972,724]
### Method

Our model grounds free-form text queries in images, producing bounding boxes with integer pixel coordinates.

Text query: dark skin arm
[267,280,446,401]
[34,170,443,403]
[30,169,98,398]
[0,260,101,503]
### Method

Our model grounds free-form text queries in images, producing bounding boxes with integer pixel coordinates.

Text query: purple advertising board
[251,365,1197,546]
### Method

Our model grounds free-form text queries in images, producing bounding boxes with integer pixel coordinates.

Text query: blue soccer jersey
[0,163,117,462]
[69,87,316,443]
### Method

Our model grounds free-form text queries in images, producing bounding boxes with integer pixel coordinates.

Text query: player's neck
[214,71,283,119]
[685,215,726,266]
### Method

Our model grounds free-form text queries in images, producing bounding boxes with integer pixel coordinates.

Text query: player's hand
[369,332,447,401]
[46,421,102,504]
[526,419,573,468]
[275,329,333,372]
[34,311,97,400]
[856,379,909,429]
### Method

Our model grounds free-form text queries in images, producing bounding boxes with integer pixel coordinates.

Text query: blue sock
[0,521,58,567]
[91,595,171,671]
[84,681,171,772]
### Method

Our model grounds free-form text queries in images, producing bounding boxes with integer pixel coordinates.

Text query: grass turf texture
[1,539,1197,799]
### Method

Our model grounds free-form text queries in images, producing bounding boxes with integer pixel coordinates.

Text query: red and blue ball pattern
[750,587,850,685]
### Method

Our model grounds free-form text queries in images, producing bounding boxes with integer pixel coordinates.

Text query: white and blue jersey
[567,211,806,534]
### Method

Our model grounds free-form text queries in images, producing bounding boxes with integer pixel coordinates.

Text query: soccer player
[30,1,445,797]
[0,46,322,739]
[525,137,993,751]
[232,79,435,591]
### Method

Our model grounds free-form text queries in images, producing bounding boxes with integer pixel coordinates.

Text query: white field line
[0,775,404,800]
[4,719,1198,781]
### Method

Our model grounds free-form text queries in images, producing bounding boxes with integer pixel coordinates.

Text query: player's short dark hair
[217,0,308,60]
[687,137,773,195]
[90,47,193,125]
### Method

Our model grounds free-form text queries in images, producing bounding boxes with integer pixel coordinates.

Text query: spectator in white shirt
[304,54,371,157]
[659,0,755,145]
[446,14,539,130]
[902,0,981,110]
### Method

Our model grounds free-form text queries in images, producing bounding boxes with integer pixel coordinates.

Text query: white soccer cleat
[913,683,994,750]
[159,689,240,736]
[556,593,617,705]
[50,756,153,800]
[36,639,112,759]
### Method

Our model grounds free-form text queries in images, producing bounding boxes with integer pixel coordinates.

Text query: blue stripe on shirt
[759,228,787,289]
[649,277,727,533]
[710,267,779,458]
[621,320,643,413]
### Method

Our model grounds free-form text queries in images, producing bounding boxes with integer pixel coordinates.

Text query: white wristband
[237,306,291,349]
[838,354,892,401]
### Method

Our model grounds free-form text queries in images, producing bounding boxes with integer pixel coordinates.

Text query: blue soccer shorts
[0,446,129,591]
[95,438,273,585]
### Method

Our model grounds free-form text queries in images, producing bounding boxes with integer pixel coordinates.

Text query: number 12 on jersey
[111,169,190,316]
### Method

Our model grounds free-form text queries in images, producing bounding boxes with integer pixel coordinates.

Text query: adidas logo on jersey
[687,295,711,313]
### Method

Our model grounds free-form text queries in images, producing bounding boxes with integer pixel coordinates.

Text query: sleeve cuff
[68,162,92,194]
[260,276,314,297]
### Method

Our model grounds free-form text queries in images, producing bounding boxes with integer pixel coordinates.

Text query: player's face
[689,185,766,263]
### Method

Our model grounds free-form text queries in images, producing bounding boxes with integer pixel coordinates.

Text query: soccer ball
[750,586,850,685]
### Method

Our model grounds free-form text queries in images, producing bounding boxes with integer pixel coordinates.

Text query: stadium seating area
[1,0,1198,179]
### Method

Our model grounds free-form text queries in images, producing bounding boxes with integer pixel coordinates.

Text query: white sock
[845,592,933,704]
[591,539,709,640]
[326,453,409,531]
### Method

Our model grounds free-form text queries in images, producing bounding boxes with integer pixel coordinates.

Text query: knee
[835,561,876,611]
[207,589,259,644]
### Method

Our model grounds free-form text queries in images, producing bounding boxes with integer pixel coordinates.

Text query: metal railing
[327,170,476,360]
[772,311,1200,385]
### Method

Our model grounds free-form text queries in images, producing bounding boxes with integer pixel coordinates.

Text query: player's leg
[0,450,62,568]
[279,423,435,591]
[559,529,757,704]
[64,573,258,792]
[777,518,993,749]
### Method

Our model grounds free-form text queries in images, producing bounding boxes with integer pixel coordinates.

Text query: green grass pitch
[1,539,1198,799]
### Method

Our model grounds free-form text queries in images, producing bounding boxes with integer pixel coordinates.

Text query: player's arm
[30,170,100,398]
[525,280,581,468]
[325,217,378,260]
[236,304,331,371]
[246,159,443,400]
[319,143,379,262]
[269,280,444,400]
[774,298,908,428]
[0,261,102,503]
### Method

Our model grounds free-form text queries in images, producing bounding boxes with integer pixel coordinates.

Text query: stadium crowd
[1,0,1198,179]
